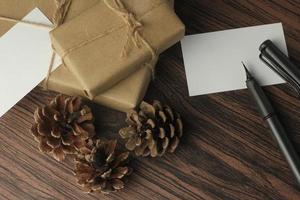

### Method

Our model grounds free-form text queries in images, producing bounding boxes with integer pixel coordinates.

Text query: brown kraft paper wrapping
[50,0,185,99]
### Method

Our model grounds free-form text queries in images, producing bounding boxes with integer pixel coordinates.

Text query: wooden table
[1,0,300,199]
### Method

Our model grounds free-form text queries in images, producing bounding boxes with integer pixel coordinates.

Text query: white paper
[181,23,287,96]
[0,8,61,117]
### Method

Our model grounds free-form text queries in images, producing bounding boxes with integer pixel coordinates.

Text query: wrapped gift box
[45,0,175,112]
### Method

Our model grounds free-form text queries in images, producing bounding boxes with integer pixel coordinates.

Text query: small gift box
[50,0,185,99]
[45,0,174,112]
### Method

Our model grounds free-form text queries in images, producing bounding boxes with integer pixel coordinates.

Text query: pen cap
[259,40,300,96]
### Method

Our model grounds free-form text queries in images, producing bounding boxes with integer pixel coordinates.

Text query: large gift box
[47,61,155,112]
[50,0,185,98]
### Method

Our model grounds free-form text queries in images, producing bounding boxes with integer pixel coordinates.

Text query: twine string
[0,16,53,29]
[104,0,157,63]
[59,0,158,75]
[44,0,72,89]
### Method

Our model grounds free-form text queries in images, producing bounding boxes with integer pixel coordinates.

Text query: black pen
[243,62,300,185]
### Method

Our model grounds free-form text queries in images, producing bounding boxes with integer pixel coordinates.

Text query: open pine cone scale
[74,139,132,194]
[30,95,96,161]
[119,100,183,157]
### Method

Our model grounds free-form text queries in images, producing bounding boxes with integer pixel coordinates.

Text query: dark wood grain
[1,0,300,199]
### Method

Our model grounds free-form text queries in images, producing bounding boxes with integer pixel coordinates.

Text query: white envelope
[181,23,287,96]
[0,8,61,117]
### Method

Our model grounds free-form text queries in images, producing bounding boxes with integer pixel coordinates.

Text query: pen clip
[259,53,300,98]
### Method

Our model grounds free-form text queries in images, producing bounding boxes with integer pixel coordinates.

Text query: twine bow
[105,0,158,77]
[104,0,157,61]
[60,0,158,76]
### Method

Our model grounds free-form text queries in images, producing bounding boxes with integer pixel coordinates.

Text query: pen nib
[242,62,252,80]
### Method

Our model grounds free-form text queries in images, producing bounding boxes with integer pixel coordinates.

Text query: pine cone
[74,139,132,194]
[119,100,183,157]
[30,95,96,161]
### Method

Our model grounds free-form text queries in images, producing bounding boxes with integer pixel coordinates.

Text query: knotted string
[104,0,157,59]
[105,0,158,75]
[60,0,158,76]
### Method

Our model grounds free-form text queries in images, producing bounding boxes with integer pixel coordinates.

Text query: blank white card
[0,8,60,117]
[181,23,288,96]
